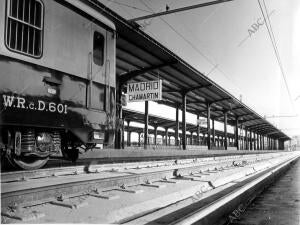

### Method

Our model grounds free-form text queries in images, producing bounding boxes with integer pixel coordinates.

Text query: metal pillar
[254,133,257,150]
[197,114,200,145]
[165,128,169,146]
[224,111,228,150]
[207,102,211,150]
[175,105,179,146]
[191,132,194,145]
[138,132,141,146]
[250,131,253,150]
[154,126,158,145]
[182,94,187,150]
[144,101,149,149]
[255,134,257,150]
[212,119,215,147]
[121,119,125,149]
[126,120,131,146]
[262,135,264,150]
[245,129,248,150]
[234,116,239,150]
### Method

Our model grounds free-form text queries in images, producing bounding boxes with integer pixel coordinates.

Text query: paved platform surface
[79,149,276,160]
[230,158,300,225]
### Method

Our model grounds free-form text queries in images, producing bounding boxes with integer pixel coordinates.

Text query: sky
[101,0,300,138]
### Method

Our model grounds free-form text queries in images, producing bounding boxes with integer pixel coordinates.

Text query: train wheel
[8,156,49,170]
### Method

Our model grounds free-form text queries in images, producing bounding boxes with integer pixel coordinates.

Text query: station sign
[127,80,162,102]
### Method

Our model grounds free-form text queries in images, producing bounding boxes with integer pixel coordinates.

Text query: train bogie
[0,0,116,169]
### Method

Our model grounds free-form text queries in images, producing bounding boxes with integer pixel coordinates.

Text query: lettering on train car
[127,80,162,102]
[2,95,68,114]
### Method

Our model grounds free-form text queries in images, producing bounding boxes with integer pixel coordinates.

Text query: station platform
[78,148,277,161]
[230,156,300,225]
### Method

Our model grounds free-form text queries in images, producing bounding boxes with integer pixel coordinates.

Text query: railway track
[1,151,299,224]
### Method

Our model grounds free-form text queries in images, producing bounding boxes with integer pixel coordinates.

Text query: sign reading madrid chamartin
[127,80,162,102]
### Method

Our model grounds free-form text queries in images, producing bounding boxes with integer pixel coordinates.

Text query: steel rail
[1,153,280,208]
[1,151,279,183]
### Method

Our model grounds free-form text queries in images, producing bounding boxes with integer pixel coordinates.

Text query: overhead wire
[139,0,216,66]
[257,0,296,113]
[139,0,243,91]
[106,0,152,13]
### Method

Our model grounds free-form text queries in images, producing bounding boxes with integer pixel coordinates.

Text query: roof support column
[197,114,200,145]
[254,133,257,150]
[223,111,228,150]
[154,126,158,145]
[245,129,248,150]
[165,128,169,146]
[254,133,256,150]
[234,116,239,150]
[175,105,179,146]
[262,135,264,150]
[242,129,245,150]
[222,136,225,148]
[270,138,272,150]
[127,120,131,146]
[212,119,215,148]
[256,133,258,150]
[182,93,187,150]
[207,102,211,150]
[122,119,125,149]
[250,131,253,150]
[144,101,149,149]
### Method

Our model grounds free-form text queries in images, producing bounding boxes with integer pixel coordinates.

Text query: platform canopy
[82,0,290,141]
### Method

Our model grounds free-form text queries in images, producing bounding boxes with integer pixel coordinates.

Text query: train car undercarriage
[1,127,97,170]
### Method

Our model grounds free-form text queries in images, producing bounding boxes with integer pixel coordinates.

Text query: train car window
[93,31,105,66]
[5,0,44,58]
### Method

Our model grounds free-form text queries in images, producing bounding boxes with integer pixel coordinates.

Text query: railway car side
[0,0,116,169]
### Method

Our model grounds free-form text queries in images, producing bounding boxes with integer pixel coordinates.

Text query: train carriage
[0,0,117,169]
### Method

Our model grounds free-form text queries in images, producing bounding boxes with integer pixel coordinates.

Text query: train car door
[88,24,107,112]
